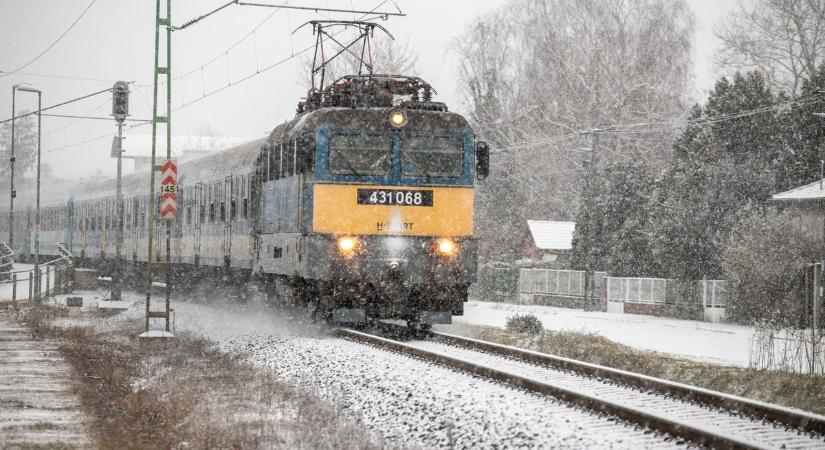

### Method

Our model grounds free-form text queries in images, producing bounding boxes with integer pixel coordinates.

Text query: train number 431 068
[357,188,433,207]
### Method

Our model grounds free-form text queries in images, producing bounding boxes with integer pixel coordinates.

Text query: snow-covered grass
[458,323,825,415]
[32,301,385,450]
[452,300,755,367]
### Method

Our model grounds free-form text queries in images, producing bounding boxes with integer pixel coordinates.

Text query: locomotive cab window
[329,134,392,176]
[401,135,464,178]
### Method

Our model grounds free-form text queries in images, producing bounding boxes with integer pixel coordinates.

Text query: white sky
[0,0,739,180]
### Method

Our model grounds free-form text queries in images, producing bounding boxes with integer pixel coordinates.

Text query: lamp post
[13,84,42,302]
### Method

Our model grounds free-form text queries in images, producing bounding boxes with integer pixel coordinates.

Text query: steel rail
[336,327,766,450]
[430,330,825,436]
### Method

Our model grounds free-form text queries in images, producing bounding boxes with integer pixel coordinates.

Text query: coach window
[283,141,294,177]
[230,177,237,221]
[278,142,285,178]
[139,198,146,228]
[264,146,270,181]
[241,176,248,220]
[209,185,215,222]
[209,183,215,223]
[298,133,315,174]
[198,190,205,224]
[273,145,281,181]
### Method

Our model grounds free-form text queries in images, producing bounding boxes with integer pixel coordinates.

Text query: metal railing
[0,242,13,282]
[0,243,74,303]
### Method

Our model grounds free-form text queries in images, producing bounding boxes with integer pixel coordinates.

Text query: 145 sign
[160,160,178,220]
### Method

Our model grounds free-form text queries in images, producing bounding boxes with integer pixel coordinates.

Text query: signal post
[111,81,129,301]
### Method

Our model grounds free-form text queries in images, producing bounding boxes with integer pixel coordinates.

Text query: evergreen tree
[653,72,782,279]
[779,65,825,190]
[572,158,656,277]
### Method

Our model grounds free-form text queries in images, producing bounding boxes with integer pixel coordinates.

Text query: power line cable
[0,0,98,79]
[494,93,825,154]
[0,70,117,83]
[42,113,151,122]
[0,86,116,125]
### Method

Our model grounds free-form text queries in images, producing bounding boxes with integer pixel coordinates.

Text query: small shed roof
[770,179,825,202]
[527,220,576,250]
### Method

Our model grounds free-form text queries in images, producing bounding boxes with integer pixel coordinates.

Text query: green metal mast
[144,0,173,335]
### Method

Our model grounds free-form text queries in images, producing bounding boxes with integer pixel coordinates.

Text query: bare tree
[454,0,695,261]
[716,0,825,95]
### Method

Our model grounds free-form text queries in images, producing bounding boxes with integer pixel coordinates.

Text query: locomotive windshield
[401,136,463,178]
[329,135,392,175]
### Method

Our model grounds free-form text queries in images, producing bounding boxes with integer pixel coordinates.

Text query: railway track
[336,326,825,450]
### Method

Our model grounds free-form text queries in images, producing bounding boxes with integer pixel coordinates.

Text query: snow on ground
[52,291,678,449]
[173,299,676,449]
[449,301,754,367]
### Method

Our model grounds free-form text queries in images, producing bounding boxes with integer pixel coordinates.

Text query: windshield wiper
[401,151,433,179]
[336,152,362,177]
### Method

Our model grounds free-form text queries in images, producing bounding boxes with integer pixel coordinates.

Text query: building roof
[123,135,259,158]
[770,179,825,202]
[527,220,576,250]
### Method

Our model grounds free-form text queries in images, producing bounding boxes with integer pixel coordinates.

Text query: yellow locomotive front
[303,103,488,326]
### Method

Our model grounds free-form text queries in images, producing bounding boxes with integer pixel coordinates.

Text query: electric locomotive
[254,74,489,326]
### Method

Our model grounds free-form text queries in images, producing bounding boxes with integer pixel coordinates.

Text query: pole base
[138,330,175,340]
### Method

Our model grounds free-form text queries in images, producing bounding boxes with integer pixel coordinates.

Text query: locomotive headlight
[389,110,407,128]
[337,236,361,256]
[430,238,457,257]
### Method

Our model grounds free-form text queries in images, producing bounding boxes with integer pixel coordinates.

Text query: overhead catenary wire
[172,0,404,31]
[41,0,394,155]
[0,0,98,79]
[0,86,118,125]
[234,1,405,17]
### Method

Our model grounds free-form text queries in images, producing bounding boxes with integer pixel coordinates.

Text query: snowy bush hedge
[505,314,544,334]
[722,206,823,326]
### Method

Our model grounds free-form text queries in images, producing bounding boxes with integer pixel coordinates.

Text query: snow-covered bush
[722,206,822,326]
[505,313,544,334]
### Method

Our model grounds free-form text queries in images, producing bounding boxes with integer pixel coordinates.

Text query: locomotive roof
[266,106,471,143]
